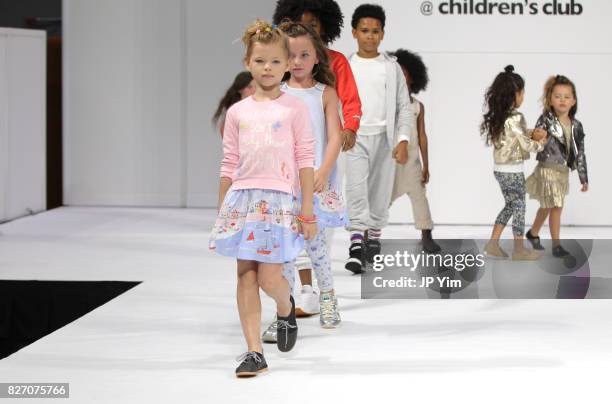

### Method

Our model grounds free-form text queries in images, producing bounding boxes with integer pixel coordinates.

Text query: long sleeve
[394,62,412,145]
[535,114,546,130]
[330,50,362,133]
[507,113,543,154]
[292,102,315,170]
[220,107,239,179]
[575,121,588,184]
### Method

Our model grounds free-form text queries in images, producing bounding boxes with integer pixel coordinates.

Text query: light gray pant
[345,133,396,231]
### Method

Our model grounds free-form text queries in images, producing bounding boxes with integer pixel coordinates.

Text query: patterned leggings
[282,228,333,293]
[494,171,526,236]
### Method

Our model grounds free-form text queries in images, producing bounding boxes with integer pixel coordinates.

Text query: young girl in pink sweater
[208,20,317,377]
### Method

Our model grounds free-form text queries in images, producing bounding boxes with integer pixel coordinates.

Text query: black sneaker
[276,296,298,352]
[365,238,381,263]
[235,351,267,377]
[345,241,365,274]
[526,230,545,250]
[552,245,570,258]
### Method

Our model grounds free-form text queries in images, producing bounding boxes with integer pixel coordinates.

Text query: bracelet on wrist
[297,214,317,224]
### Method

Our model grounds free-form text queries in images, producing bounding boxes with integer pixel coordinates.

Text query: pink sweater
[220,93,315,195]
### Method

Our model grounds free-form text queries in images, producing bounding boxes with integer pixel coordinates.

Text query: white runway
[0,207,611,403]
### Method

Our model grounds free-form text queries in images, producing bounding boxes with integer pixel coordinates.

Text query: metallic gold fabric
[493,110,543,165]
[526,163,569,208]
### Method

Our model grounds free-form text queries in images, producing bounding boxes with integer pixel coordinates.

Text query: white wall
[64,0,185,206]
[64,0,274,208]
[64,0,612,225]
[0,28,46,223]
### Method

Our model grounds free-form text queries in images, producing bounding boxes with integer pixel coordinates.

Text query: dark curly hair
[390,49,428,94]
[212,71,253,126]
[480,65,525,145]
[272,0,344,44]
[351,4,386,29]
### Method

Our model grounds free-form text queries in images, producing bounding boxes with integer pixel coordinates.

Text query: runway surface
[1,207,610,403]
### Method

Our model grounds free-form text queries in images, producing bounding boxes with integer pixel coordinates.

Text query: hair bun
[504,65,515,74]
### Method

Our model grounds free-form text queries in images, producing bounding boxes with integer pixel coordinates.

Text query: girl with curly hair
[389,48,440,253]
[480,65,547,260]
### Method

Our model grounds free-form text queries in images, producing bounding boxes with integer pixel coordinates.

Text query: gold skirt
[526,163,569,208]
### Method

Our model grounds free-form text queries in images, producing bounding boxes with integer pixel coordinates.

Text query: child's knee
[237,270,258,287]
[237,262,258,284]
[258,275,283,295]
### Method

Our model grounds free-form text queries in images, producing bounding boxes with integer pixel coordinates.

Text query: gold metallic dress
[526,123,571,208]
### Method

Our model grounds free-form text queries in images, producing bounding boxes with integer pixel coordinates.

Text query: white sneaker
[319,292,341,328]
[295,285,319,317]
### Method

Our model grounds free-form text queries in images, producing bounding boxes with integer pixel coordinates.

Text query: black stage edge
[0,280,141,359]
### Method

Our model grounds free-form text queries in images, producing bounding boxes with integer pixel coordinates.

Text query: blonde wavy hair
[242,19,289,61]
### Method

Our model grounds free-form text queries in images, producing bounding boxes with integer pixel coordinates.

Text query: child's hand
[422,167,430,184]
[341,129,357,151]
[393,141,409,165]
[314,169,329,194]
[532,128,547,142]
[581,183,589,192]
[300,222,318,240]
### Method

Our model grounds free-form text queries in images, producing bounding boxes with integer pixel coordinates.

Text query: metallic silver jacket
[493,110,543,165]
[535,112,588,184]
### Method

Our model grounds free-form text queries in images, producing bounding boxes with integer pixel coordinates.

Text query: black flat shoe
[235,351,267,377]
[526,229,545,250]
[276,296,298,352]
[552,245,570,258]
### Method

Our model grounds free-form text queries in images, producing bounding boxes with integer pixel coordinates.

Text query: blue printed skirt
[209,188,304,264]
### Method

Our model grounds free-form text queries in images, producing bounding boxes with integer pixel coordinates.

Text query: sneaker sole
[236,368,268,378]
[320,322,341,329]
[295,307,318,317]
[345,258,364,274]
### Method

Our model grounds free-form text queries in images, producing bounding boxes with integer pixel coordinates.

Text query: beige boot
[484,240,509,258]
[512,244,543,261]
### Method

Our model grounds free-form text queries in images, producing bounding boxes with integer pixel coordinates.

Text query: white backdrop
[0,28,46,222]
[63,0,611,225]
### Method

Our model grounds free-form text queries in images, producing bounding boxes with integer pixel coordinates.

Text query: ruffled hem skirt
[526,163,569,208]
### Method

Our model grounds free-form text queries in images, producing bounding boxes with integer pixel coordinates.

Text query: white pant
[345,133,395,231]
